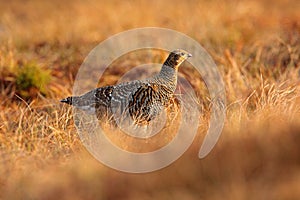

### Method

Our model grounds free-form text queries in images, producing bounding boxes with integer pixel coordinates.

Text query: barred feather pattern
[60,49,191,125]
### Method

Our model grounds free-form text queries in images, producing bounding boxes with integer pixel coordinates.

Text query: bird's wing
[110,80,144,104]
[75,80,143,111]
[127,82,170,122]
[94,85,114,107]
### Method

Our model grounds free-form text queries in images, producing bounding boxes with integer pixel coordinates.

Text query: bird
[60,49,192,126]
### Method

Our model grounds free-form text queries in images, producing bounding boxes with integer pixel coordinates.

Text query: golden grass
[0,0,300,199]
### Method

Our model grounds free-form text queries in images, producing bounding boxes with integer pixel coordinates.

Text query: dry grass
[1,0,300,199]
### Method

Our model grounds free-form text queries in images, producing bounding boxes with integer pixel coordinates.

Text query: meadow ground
[0,0,300,199]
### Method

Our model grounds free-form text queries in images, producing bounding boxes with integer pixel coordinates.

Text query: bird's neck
[154,65,178,92]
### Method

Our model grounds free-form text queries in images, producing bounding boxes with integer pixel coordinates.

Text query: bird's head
[163,49,192,70]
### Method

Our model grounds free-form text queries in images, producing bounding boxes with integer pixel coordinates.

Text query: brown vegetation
[0,0,300,199]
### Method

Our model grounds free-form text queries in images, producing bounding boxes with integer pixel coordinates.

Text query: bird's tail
[60,97,73,105]
[60,96,96,114]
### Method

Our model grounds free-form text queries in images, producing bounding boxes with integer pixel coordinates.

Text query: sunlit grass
[0,0,300,199]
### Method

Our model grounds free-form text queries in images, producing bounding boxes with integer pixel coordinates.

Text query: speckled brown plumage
[60,49,192,125]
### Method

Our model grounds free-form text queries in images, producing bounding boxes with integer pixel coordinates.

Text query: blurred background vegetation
[0,0,300,199]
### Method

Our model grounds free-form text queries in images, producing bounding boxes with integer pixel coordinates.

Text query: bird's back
[60,49,192,125]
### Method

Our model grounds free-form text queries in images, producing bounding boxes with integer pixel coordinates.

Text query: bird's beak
[187,53,192,58]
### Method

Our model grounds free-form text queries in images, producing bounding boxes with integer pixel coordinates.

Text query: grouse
[61,49,192,125]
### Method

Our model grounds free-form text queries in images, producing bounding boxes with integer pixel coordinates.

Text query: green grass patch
[16,62,51,98]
